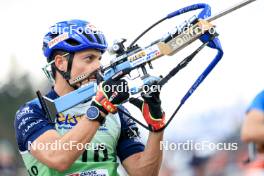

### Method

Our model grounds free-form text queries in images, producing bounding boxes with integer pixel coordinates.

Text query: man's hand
[129,82,165,132]
[92,79,130,115]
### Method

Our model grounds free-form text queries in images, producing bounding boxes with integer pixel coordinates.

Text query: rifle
[39,0,257,132]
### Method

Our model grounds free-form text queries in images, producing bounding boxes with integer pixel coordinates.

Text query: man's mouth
[85,76,97,84]
[86,70,99,83]
[69,70,99,86]
[87,74,97,82]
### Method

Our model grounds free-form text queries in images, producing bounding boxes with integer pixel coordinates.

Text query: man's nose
[91,60,101,70]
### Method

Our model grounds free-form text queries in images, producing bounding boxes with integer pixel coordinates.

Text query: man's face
[70,49,102,84]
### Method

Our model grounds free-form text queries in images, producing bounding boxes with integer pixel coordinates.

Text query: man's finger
[129,97,143,110]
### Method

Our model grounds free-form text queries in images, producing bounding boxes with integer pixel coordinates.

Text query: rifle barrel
[207,0,256,22]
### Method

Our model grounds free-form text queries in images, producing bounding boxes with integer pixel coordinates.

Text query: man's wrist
[86,106,106,125]
[84,116,101,125]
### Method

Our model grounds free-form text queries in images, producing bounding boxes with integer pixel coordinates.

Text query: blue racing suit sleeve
[116,105,145,162]
[14,100,55,152]
[247,90,264,113]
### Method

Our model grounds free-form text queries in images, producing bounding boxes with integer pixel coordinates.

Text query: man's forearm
[31,116,100,171]
[135,131,164,176]
[241,110,264,143]
[56,117,100,165]
[242,126,264,143]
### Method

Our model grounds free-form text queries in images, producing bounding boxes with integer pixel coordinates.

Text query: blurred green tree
[0,57,36,168]
[0,57,35,140]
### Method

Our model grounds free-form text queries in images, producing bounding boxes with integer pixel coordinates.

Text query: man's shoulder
[117,105,140,138]
[15,89,57,122]
[15,98,42,121]
[14,93,56,152]
[117,105,136,128]
[116,106,144,162]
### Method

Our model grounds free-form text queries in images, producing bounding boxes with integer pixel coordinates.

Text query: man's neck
[53,80,74,96]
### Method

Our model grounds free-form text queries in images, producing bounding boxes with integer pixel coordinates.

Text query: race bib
[67,169,109,176]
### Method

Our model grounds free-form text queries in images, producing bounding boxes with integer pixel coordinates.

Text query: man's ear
[54,55,67,72]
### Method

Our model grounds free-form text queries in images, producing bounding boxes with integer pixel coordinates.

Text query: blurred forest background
[0,58,49,175]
